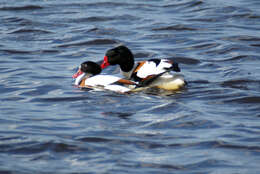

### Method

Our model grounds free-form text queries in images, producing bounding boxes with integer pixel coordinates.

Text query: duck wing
[131,59,180,81]
[137,70,171,87]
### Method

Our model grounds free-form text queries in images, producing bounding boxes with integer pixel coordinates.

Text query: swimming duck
[73,61,137,93]
[100,45,186,90]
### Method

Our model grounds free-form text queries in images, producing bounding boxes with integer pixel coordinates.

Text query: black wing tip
[172,62,181,72]
[164,62,181,72]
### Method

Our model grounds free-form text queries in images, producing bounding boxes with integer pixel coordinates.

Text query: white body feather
[137,59,172,78]
[75,73,132,93]
[121,59,173,79]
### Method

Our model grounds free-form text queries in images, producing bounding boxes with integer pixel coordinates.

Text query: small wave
[58,2,129,8]
[120,154,233,171]
[225,96,260,104]
[169,140,260,152]
[102,111,134,119]
[1,141,85,154]
[2,17,35,27]
[188,17,222,23]
[71,16,114,23]
[220,35,260,42]
[186,43,221,51]
[213,55,260,62]
[69,14,138,24]
[251,44,260,47]
[31,96,90,103]
[215,5,239,13]
[39,49,60,54]
[57,39,118,48]
[88,27,133,37]
[205,45,240,55]
[248,15,260,19]
[0,49,33,54]
[152,24,197,31]
[1,97,25,102]
[220,55,249,62]
[20,84,60,97]
[221,79,258,90]
[77,137,112,143]
[184,159,233,169]
[189,80,210,84]
[207,140,260,151]
[120,160,184,170]
[169,57,200,65]
[8,29,52,34]
[78,136,166,149]
[163,0,203,8]
[0,49,59,55]
[184,0,203,8]
[0,5,43,11]
[2,17,25,23]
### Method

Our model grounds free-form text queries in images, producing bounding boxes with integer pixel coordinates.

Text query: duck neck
[74,73,87,85]
[119,58,134,73]
[120,63,139,80]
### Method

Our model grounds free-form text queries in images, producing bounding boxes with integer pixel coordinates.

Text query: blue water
[0,0,260,173]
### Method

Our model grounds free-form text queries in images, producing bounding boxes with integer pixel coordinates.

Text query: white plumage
[84,75,121,86]
[73,61,137,93]
[75,73,132,93]
[136,59,172,78]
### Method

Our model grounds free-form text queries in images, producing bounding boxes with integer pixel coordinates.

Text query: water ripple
[225,96,260,104]
[0,5,43,11]
[1,0,260,173]
[8,29,52,34]
[221,79,259,90]
[152,24,198,31]
[163,0,203,8]
[57,39,119,48]
[0,141,86,154]
[220,35,260,42]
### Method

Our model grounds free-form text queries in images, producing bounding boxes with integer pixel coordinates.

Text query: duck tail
[165,62,180,72]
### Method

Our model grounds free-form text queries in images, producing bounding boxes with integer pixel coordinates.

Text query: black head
[102,45,134,72]
[81,61,101,75]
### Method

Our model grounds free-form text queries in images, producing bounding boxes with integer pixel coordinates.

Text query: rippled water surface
[1,0,260,173]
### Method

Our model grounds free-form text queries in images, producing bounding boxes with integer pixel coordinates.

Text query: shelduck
[73,61,138,93]
[100,45,186,90]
